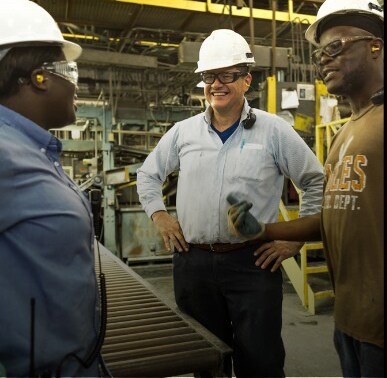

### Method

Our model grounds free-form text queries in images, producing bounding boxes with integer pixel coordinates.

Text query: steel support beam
[78,48,158,68]
[113,0,316,24]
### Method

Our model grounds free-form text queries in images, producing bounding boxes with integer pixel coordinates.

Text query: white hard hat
[195,29,255,73]
[0,0,82,61]
[305,0,384,45]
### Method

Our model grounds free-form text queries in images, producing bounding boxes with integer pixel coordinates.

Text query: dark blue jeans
[173,245,285,378]
[334,327,384,377]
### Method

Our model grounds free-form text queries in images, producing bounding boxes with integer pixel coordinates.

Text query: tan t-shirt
[321,104,384,348]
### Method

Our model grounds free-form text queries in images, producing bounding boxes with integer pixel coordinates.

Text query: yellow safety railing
[315,118,350,165]
[299,242,334,314]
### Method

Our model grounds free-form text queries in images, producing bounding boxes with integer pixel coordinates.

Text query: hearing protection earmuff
[371,89,384,105]
[242,109,256,129]
[371,46,380,52]
[36,74,44,84]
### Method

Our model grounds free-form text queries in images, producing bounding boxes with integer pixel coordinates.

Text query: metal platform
[95,243,232,377]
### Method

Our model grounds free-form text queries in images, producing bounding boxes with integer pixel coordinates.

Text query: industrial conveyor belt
[95,243,232,377]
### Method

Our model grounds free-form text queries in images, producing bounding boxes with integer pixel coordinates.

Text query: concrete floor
[132,263,342,378]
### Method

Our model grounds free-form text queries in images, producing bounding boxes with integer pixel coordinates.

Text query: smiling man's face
[203,66,251,116]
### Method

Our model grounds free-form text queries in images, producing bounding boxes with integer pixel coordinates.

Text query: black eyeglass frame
[311,36,376,66]
[200,71,248,85]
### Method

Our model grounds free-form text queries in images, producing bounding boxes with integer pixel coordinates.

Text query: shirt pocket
[179,150,203,178]
[234,144,267,181]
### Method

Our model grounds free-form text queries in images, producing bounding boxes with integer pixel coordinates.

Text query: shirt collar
[0,104,62,152]
[203,98,251,125]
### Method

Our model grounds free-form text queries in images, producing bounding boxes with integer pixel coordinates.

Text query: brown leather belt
[190,240,261,253]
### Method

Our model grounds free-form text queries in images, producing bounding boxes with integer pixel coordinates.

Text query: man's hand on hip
[253,241,304,272]
[151,211,189,252]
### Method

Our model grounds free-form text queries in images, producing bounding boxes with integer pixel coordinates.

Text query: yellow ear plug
[36,74,44,83]
[371,46,380,52]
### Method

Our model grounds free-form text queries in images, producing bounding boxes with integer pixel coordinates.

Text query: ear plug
[36,74,44,83]
[371,46,380,52]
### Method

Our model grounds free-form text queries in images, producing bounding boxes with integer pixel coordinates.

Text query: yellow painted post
[314,79,328,126]
[300,245,309,307]
[267,75,276,114]
[315,124,325,165]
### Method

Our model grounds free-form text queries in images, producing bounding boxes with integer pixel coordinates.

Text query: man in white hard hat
[231,0,384,376]
[0,1,103,376]
[137,28,323,377]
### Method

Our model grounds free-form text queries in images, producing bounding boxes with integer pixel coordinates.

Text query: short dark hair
[236,64,250,74]
[0,46,62,99]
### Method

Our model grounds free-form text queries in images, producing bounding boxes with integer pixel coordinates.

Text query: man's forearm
[263,213,321,241]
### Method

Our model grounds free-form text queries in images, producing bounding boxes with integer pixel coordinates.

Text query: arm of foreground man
[253,214,322,272]
[227,198,321,242]
[227,201,322,271]
[151,210,189,252]
[263,213,321,241]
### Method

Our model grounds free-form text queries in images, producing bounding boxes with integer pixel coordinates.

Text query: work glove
[227,193,265,240]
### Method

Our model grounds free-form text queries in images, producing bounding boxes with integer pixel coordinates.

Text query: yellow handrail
[315,117,350,164]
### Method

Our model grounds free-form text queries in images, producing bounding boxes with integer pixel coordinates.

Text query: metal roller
[96,245,232,377]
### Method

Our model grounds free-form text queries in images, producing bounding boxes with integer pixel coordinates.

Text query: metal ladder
[279,201,334,315]
[300,242,334,315]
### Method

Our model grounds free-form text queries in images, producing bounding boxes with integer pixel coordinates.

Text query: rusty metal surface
[96,243,232,377]
[119,208,177,261]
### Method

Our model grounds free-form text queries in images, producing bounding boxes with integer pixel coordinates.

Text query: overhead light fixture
[62,33,120,42]
[135,41,179,48]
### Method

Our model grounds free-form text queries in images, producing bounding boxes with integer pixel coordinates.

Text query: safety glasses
[41,60,78,86]
[200,71,247,85]
[311,36,374,66]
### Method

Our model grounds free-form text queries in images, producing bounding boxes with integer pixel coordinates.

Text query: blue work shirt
[137,99,324,244]
[0,105,99,377]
